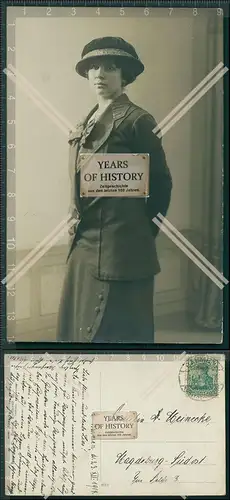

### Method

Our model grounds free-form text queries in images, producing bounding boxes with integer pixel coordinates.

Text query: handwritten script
[4,353,225,497]
[5,354,96,496]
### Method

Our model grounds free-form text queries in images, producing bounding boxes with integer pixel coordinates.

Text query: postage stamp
[92,411,138,440]
[178,355,224,400]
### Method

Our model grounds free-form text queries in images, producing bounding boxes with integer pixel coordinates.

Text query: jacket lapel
[77,93,134,172]
[76,111,114,172]
[70,93,135,214]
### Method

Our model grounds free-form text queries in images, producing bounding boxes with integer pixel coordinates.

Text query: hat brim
[75,49,144,84]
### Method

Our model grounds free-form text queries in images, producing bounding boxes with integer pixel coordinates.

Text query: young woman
[57,36,172,343]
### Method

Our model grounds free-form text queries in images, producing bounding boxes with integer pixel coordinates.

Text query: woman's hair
[85,56,137,86]
[119,60,137,87]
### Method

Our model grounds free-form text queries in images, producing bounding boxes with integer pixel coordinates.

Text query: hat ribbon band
[81,48,136,60]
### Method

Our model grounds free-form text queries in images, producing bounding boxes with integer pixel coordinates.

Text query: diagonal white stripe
[153,217,224,289]
[141,352,187,401]
[156,214,228,285]
[153,62,224,134]
[2,217,77,287]
[8,64,74,130]
[5,219,77,288]
[2,63,228,290]
[157,67,228,138]
[4,68,71,135]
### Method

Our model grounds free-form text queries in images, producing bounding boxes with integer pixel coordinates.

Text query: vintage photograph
[6,6,226,343]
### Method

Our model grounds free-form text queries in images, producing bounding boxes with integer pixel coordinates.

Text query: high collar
[85,92,131,124]
[111,93,132,120]
[68,93,132,144]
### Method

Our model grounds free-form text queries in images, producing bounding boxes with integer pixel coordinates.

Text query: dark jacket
[67,93,172,280]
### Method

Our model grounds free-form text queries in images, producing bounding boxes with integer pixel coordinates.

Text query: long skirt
[56,245,155,343]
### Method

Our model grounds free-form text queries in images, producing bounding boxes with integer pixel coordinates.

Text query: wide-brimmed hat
[75,36,144,84]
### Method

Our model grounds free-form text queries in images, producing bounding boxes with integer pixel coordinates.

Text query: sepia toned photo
[6,6,227,343]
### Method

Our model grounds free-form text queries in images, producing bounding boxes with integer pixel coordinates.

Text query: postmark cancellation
[179,355,224,401]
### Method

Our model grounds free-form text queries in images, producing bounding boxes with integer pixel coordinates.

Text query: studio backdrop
[7,8,224,341]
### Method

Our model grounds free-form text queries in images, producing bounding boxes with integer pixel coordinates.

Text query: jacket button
[95,306,100,314]
[87,326,92,333]
[99,294,104,301]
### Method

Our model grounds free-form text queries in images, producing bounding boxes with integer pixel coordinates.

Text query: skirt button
[98,294,104,301]
[87,326,92,333]
[95,306,100,313]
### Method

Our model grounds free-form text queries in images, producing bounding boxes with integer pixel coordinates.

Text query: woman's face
[87,57,123,98]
